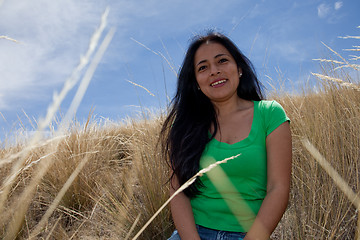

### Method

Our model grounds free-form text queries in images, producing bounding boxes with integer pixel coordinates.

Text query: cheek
[195,74,206,85]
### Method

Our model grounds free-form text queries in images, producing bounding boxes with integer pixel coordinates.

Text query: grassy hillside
[0,35,359,240]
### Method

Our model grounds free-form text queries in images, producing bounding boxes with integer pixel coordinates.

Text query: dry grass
[0,116,173,239]
[1,78,359,239]
[269,35,360,238]
[0,24,359,239]
[273,84,359,239]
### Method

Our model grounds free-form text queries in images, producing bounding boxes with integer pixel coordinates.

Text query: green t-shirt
[190,100,290,232]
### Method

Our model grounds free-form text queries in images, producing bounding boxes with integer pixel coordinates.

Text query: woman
[160,31,292,240]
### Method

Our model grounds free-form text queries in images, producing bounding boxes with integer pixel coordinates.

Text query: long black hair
[160,31,264,198]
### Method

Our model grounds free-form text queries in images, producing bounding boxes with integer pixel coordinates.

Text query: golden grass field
[0,23,359,239]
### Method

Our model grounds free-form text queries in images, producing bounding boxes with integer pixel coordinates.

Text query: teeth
[211,80,226,86]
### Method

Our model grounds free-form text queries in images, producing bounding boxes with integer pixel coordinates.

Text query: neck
[212,97,252,117]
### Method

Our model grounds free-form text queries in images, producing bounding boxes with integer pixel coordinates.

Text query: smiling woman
[160,31,292,240]
[194,42,241,103]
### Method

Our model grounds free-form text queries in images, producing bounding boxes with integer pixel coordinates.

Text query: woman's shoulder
[254,100,290,136]
[255,100,288,120]
[255,100,283,110]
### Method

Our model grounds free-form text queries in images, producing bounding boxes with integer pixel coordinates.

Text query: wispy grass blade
[301,138,360,239]
[312,59,344,64]
[301,138,360,209]
[338,36,360,40]
[132,154,240,240]
[311,73,360,91]
[0,7,111,239]
[0,7,109,211]
[28,155,90,239]
[61,26,116,130]
[38,7,110,132]
[320,41,355,70]
[126,80,155,97]
[130,37,178,76]
[124,214,141,240]
[0,35,20,43]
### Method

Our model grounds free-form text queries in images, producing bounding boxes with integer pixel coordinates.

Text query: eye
[198,65,207,72]
[219,58,228,63]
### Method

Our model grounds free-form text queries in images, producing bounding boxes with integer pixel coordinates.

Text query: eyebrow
[196,53,229,66]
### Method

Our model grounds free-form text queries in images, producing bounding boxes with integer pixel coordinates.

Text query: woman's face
[194,42,241,103]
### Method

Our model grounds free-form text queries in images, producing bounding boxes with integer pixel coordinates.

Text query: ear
[238,68,243,77]
[195,82,201,90]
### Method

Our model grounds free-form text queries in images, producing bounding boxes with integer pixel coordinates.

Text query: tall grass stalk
[126,80,156,97]
[28,155,90,239]
[0,35,20,43]
[0,8,112,239]
[132,154,240,240]
[130,37,178,76]
[302,138,360,239]
[61,26,116,130]
[301,138,360,210]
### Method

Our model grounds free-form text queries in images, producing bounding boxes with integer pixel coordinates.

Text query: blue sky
[0,0,359,142]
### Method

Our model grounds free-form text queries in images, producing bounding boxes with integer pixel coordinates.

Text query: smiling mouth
[210,79,227,87]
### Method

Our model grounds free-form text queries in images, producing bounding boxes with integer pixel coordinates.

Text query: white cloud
[317,3,331,18]
[317,2,344,22]
[334,1,343,10]
[271,40,309,63]
[0,0,107,110]
[0,0,241,113]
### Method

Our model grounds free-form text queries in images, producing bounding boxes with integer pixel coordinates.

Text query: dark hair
[160,31,264,198]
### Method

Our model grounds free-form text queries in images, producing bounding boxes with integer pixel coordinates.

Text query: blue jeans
[168,225,246,240]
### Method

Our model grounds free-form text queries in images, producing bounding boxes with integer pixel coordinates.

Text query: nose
[210,65,220,76]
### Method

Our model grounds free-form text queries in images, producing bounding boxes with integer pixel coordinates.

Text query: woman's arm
[244,121,292,240]
[170,174,201,240]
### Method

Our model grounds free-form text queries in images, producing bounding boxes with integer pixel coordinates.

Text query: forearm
[170,191,200,240]
[169,175,200,240]
[244,186,290,240]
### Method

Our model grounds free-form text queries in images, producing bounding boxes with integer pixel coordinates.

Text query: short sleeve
[263,101,290,136]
